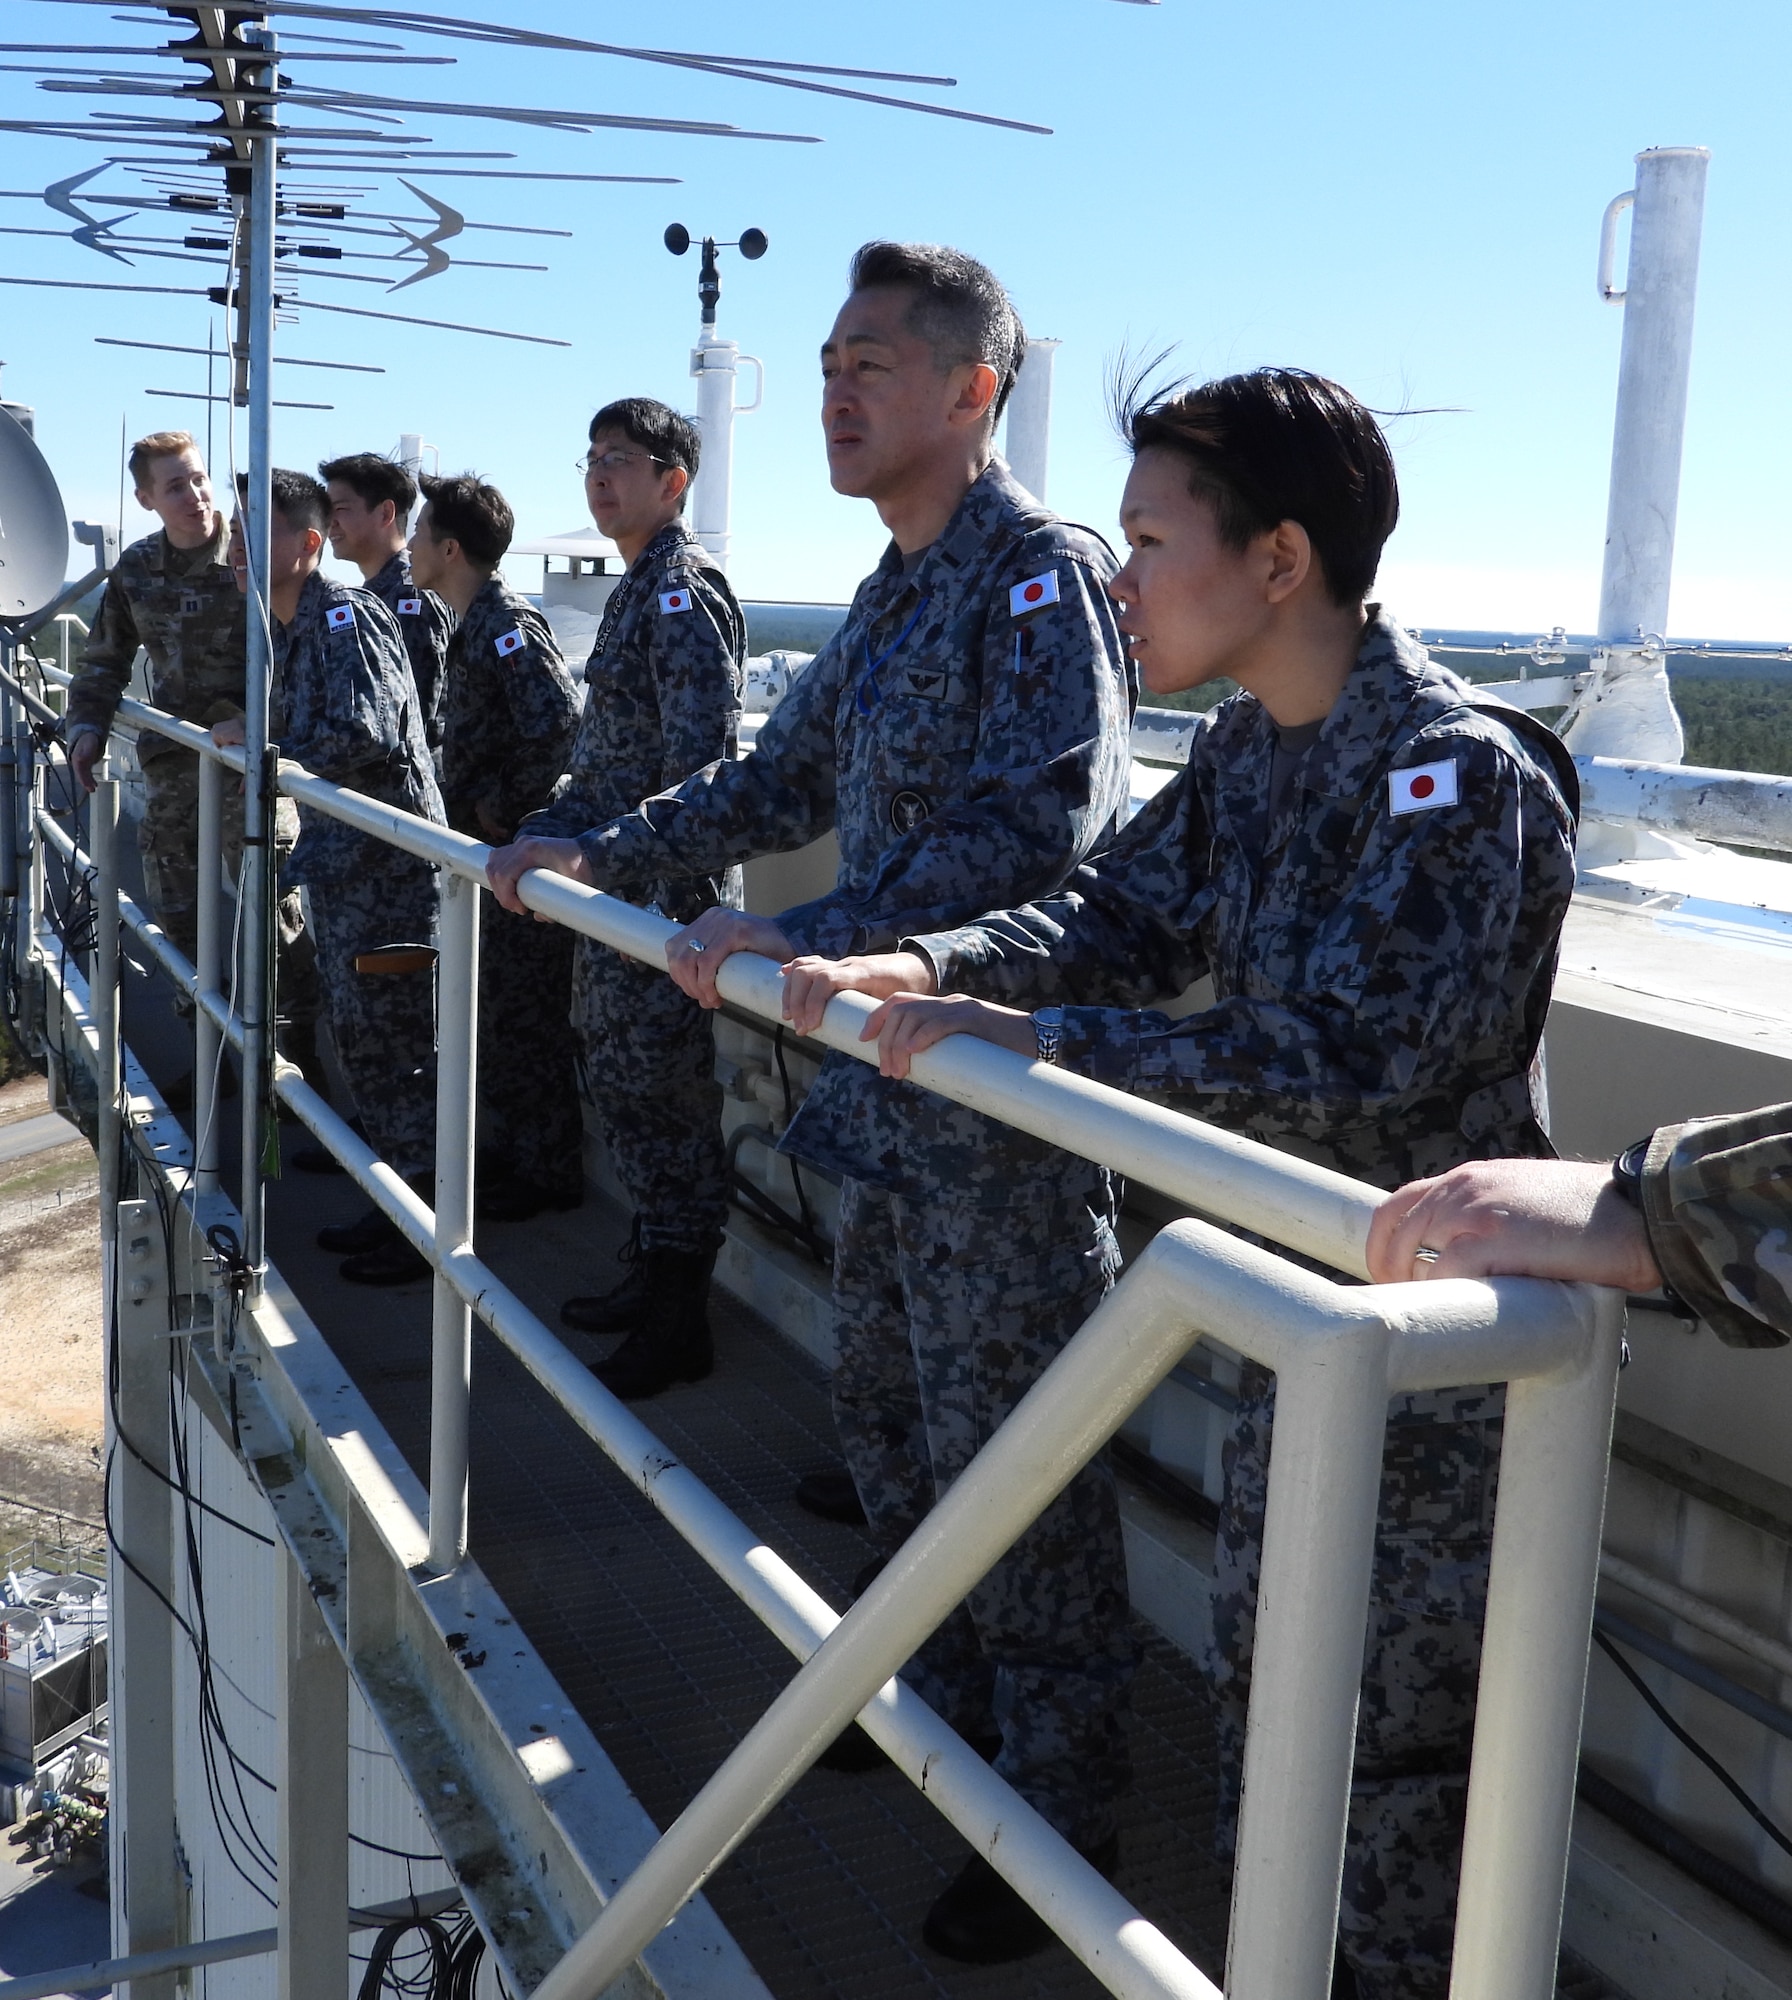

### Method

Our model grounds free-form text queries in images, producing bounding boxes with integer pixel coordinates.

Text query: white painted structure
[1003,337,1060,501]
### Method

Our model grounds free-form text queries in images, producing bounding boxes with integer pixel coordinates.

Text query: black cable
[771,1026,822,1246]
[1595,1629,1792,1860]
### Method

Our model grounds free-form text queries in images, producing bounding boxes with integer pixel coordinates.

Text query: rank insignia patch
[1388,758,1459,815]
[180,594,202,616]
[494,627,525,658]
[325,603,355,631]
[1008,570,1060,618]
[659,589,691,615]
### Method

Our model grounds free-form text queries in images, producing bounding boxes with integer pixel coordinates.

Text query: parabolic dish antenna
[0,1609,43,1640]
[0,405,71,625]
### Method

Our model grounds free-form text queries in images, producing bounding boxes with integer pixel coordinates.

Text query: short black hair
[587,398,699,512]
[317,452,417,518]
[848,240,1026,421]
[417,472,513,570]
[239,467,329,537]
[1116,366,1399,606]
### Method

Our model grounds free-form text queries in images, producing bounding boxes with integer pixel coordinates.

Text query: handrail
[1,659,1626,2000]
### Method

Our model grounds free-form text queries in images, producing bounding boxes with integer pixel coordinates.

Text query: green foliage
[1672,679,1792,779]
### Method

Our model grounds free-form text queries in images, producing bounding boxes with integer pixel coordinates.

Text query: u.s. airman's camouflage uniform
[518,520,744,1254]
[911,612,1578,1996]
[572,463,1138,1846]
[440,575,582,1195]
[274,570,445,1181]
[1643,1100,1792,1345]
[363,548,454,755]
[64,522,319,1030]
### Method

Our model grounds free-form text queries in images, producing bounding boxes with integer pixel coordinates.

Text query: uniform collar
[154,515,231,574]
[1219,609,1445,806]
[468,571,515,623]
[869,455,1038,608]
[369,548,410,593]
[629,519,695,578]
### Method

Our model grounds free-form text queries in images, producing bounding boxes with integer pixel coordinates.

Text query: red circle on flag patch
[1410,774,1435,799]
[1024,581,1044,603]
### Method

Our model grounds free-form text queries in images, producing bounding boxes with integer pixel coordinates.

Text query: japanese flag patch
[396,596,423,616]
[494,627,526,659]
[325,602,355,632]
[1388,758,1459,816]
[659,588,692,616]
[1008,569,1060,619]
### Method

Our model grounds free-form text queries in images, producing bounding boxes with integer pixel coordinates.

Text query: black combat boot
[587,1245,715,1399]
[559,1222,646,1335]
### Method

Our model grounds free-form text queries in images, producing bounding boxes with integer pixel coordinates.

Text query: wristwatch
[1610,1136,1697,1322]
[1032,1005,1064,1065]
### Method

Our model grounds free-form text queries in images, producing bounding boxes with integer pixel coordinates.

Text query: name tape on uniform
[1388,758,1459,815]
[494,627,526,658]
[396,596,423,616]
[1008,569,1060,619]
[325,603,356,632]
[659,588,692,615]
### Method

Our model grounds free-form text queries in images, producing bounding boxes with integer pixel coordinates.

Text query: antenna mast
[665,223,767,569]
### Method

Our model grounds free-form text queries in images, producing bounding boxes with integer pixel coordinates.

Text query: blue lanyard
[856,595,930,716]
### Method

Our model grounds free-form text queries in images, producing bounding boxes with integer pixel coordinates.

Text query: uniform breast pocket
[869,692,979,831]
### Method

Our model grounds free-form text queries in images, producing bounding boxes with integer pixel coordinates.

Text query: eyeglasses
[575,448,670,475]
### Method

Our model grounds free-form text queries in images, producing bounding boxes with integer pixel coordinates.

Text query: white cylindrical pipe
[1597,146,1710,644]
[1004,337,1059,502]
[1448,1288,1624,2000]
[427,872,477,1573]
[690,328,737,567]
[193,755,222,1197]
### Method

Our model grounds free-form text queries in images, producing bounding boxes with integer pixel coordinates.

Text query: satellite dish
[738,228,768,261]
[0,1609,43,1639]
[0,404,71,625]
[663,222,691,256]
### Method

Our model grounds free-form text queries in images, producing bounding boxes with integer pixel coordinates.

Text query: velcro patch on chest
[325,603,356,632]
[658,588,692,615]
[494,627,526,659]
[1388,757,1459,815]
[397,596,423,616]
[1008,569,1061,619]
[180,594,202,617]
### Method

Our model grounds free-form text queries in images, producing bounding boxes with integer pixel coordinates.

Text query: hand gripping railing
[0,660,1624,2000]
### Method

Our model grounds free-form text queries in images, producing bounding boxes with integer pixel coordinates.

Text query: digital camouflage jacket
[363,547,454,751]
[1643,1099,1792,1347]
[65,520,244,764]
[523,519,744,926]
[438,573,578,842]
[271,569,444,886]
[911,612,1579,1188]
[572,459,1134,1192]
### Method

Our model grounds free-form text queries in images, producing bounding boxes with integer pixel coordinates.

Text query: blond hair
[129,430,202,490]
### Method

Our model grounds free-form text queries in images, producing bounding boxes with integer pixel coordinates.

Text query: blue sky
[3,0,1789,639]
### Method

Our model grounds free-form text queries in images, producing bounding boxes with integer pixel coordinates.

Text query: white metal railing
[0,656,1626,2000]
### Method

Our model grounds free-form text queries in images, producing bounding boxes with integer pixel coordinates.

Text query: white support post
[1568,145,1710,771]
[1003,337,1060,502]
[427,871,478,1572]
[1224,1339,1391,2000]
[690,328,740,568]
[277,1543,350,2000]
[0,673,16,904]
[193,754,223,1197]
[104,756,181,2000]
[1449,1289,1625,2000]
[238,37,279,1282]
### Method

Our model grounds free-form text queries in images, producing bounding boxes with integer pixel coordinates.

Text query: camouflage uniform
[911,612,1578,1996]
[572,463,1138,1845]
[64,522,319,1029]
[362,547,454,756]
[1642,1100,1792,1345]
[273,571,445,1181]
[439,575,582,1195]
[519,520,744,1254]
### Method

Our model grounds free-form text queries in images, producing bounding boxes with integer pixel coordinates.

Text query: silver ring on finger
[687,938,707,954]
[1412,1244,1442,1269]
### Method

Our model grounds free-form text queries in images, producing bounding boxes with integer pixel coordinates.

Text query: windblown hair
[848,240,1026,422]
[237,468,329,537]
[318,451,417,519]
[1114,364,1400,606]
[418,472,513,570]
